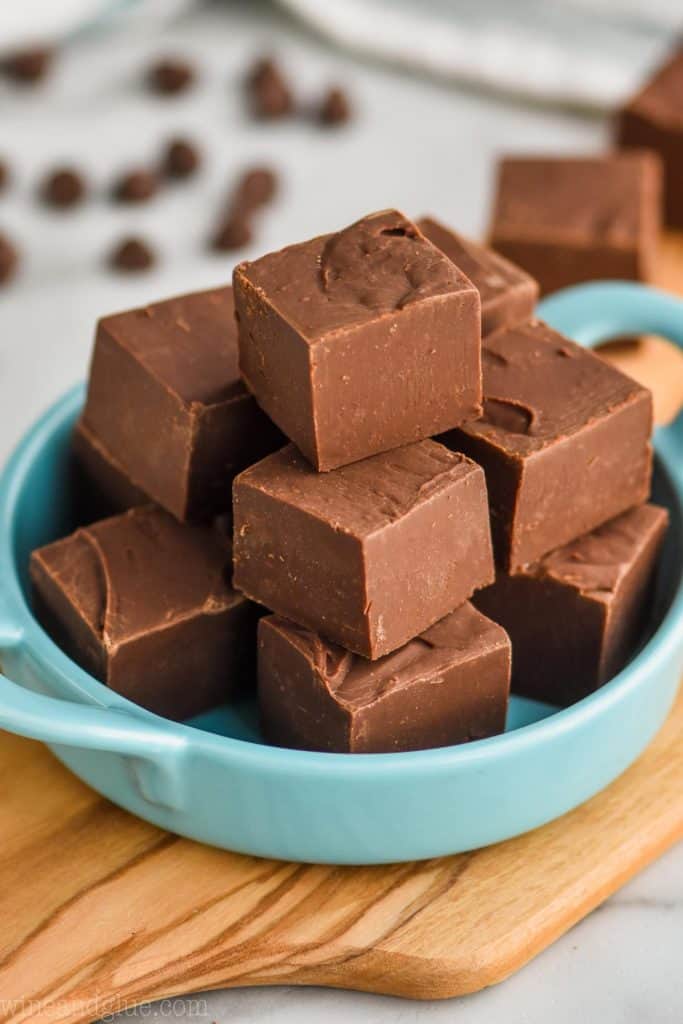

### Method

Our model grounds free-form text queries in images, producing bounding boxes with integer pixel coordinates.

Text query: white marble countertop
[0,4,680,1021]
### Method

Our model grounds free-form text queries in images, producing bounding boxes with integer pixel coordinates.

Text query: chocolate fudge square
[233,440,494,659]
[73,418,147,522]
[617,47,683,228]
[30,505,260,720]
[259,605,511,753]
[489,154,662,295]
[82,286,284,522]
[233,209,482,472]
[441,320,653,571]
[417,216,538,336]
[474,504,668,706]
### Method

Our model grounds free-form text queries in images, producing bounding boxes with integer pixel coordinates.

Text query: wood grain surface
[0,687,680,1022]
[0,234,682,1023]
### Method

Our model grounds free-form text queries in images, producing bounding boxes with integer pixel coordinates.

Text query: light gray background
[0,4,680,1022]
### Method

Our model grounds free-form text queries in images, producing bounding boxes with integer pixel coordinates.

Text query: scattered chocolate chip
[0,232,19,285]
[41,167,87,209]
[2,46,53,84]
[162,138,201,179]
[245,56,277,89]
[319,86,352,126]
[211,216,252,252]
[109,237,156,272]
[246,56,293,119]
[147,57,195,95]
[112,168,159,203]
[0,160,9,192]
[234,166,278,210]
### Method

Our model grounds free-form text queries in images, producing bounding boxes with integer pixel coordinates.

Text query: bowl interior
[7,392,683,746]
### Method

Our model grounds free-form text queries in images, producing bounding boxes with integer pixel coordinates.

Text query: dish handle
[0,617,189,811]
[538,281,683,489]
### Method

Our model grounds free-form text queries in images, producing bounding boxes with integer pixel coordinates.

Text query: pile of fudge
[30,205,668,753]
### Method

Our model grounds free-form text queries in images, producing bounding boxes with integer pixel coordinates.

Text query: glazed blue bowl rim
[1,285,682,776]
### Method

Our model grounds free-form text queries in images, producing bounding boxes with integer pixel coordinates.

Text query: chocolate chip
[108,237,156,272]
[162,138,201,179]
[147,57,195,95]
[2,46,53,84]
[0,233,19,285]
[0,160,9,192]
[112,168,159,203]
[246,56,277,89]
[319,87,351,126]
[234,166,278,210]
[246,56,293,119]
[211,216,252,252]
[41,167,87,209]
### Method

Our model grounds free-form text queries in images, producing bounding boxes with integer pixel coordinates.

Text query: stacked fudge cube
[30,208,667,750]
[231,210,511,751]
[487,152,662,296]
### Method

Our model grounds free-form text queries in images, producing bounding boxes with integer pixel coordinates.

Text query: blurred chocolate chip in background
[234,166,278,210]
[147,57,195,95]
[162,138,201,180]
[319,86,352,126]
[108,237,156,272]
[1,46,54,85]
[0,232,19,285]
[41,167,87,209]
[210,215,253,252]
[112,168,160,203]
[0,159,9,193]
[246,56,294,119]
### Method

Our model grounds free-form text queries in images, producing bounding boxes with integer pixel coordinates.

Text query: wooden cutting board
[0,687,680,1023]
[1,234,683,1024]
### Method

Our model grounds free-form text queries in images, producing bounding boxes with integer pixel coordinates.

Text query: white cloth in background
[0,0,193,49]
[278,0,682,110]
[1,1,680,110]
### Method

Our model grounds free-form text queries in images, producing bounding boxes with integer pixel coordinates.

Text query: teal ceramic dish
[0,281,682,865]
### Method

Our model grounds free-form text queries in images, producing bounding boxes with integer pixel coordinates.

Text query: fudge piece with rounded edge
[82,286,283,522]
[440,319,653,571]
[489,153,661,296]
[233,440,495,659]
[259,604,511,753]
[233,209,482,471]
[417,216,538,336]
[474,504,668,706]
[30,505,260,720]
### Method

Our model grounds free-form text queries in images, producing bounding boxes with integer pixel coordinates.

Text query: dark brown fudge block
[489,153,662,295]
[73,418,147,521]
[233,440,494,659]
[474,504,668,706]
[441,320,653,571]
[233,209,482,471]
[417,216,538,335]
[617,47,683,228]
[82,286,284,522]
[30,505,260,720]
[259,605,511,753]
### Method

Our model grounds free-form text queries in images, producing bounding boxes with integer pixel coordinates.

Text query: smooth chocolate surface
[489,154,661,295]
[474,504,668,706]
[30,505,259,720]
[72,418,148,521]
[417,216,538,335]
[233,440,495,659]
[617,47,683,228]
[83,286,284,522]
[259,605,511,753]
[233,209,482,471]
[441,319,653,571]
